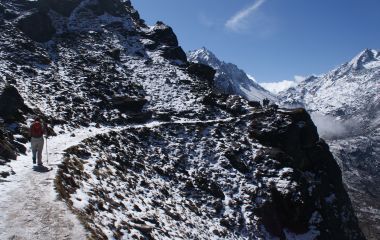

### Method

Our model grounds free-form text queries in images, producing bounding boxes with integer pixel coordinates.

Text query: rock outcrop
[16,10,55,42]
[187,62,216,85]
[0,85,31,123]
[279,48,380,239]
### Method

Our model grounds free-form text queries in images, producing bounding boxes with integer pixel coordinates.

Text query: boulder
[154,112,172,122]
[126,112,153,124]
[224,150,250,174]
[110,96,147,112]
[147,21,179,47]
[0,131,16,160]
[106,48,121,61]
[161,46,187,63]
[0,85,31,123]
[248,101,262,109]
[187,62,216,84]
[17,10,55,42]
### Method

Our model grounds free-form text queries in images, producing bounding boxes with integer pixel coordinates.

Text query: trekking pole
[46,136,49,164]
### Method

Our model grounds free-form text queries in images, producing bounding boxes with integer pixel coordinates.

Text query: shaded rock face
[145,21,187,62]
[161,46,187,62]
[147,21,179,47]
[57,108,364,240]
[187,62,216,85]
[106,48,121,61]
[16,10,55,42]
[0,85,31,178]
[251,109,363,239]
[0,129,17,161]
[0,85,31,123]
[110,96,147,112]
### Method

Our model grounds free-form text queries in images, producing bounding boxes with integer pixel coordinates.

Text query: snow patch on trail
[0,126,111,240]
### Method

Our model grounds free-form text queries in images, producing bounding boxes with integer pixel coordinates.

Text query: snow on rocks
[57,108,364,239]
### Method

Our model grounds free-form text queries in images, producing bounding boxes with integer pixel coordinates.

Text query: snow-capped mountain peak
[187,47,221,68]
[348,48,380,70]
[281,48,380,120]
[187,48,276,102]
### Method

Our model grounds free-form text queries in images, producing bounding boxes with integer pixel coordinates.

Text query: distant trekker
[263,98,270,108]
[29,117,47,166]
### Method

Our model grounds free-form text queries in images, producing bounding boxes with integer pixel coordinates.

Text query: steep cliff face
[279,49,380,239]
[0,0,365,239]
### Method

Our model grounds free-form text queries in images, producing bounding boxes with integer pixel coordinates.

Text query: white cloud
[310,113,359,139]
[260,75,307,94]
[294,75,307,82]
[261,80,297,94]
[225,0,267,32]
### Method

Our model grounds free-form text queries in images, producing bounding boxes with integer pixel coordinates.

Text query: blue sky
[133,0,379,83]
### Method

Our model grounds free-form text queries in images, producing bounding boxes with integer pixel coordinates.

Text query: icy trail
[0,117,238,240]
[0,126,108,240]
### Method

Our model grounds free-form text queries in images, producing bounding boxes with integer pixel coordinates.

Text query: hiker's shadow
[33,165,52,173]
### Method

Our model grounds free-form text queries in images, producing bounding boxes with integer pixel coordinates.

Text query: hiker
[263,98,270,108]
[29,117,47,166]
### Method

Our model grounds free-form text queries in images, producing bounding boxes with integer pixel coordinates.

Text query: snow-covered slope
[188,48,275,102]
[279,49,380,240]
[281,49,380,125]
[0,0,365,239]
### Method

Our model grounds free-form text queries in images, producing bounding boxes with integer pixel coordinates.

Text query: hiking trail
[0,117,237,239]
[0,126,107,240]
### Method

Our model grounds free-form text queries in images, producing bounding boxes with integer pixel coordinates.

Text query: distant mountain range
[187,48,275,102]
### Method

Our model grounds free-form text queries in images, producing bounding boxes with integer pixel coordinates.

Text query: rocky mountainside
[280,49,380,239]
[188,48,276,102]
[0,0,365,239]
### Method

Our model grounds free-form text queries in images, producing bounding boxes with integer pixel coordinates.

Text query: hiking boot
[38,163,43,167]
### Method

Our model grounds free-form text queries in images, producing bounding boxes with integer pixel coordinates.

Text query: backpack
[31,121,44,138]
